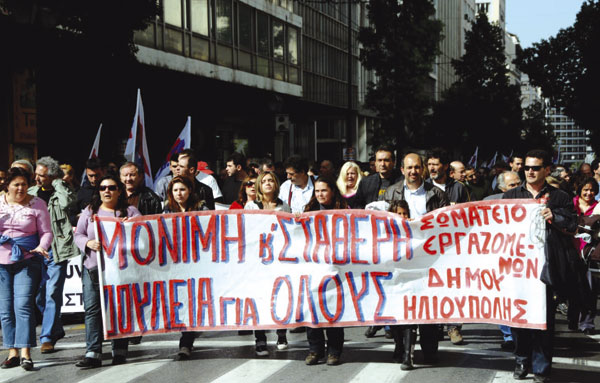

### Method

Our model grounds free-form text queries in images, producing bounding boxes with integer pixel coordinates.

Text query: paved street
[1,312,599,383]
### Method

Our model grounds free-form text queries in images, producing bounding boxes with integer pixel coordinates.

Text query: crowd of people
[0,145,598,383]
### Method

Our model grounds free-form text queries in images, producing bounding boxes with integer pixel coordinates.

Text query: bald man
[450,161,466,183]
[384,153,449,367]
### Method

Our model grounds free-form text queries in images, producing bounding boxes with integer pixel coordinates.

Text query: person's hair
[497,171,519,191]
[389,200,410,217]
[375,144,396,162]
[426,148,449,165]
[577,176,599,197]
[304,176,348,211]
[591,159,600,172]
[86,157,103,170]
[255,171,281,202]
[10,159,34,174]
[284,155,308,174]
[178,151,198,171]
[260,158,274,170]
[228,152,246,168]
[465,165,475,172]
[119,161,140,174]
[525,149,552,167]
[89,175,129,216]
[449,161,464,174]
[36,156,62,178]
[166,176,202,212]
[545,176,561,188]
[4,167,32,191]
[336,161,363,195]
[236,169,259,205]
[509,154,524,164]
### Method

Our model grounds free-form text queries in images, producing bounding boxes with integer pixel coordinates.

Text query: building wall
[547,106,592,166]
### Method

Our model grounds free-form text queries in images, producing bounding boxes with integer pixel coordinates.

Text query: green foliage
[521,101,555,154]
[517,0,600,152]
[430,12,523,157]
[358,0,442,149]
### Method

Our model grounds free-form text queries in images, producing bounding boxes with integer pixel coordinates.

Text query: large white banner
[94,200,547,339]
[61,256,84,313]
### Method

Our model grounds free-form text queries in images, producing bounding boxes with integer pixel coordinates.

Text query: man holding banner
[503,150,577,383]
[384,153,449,367]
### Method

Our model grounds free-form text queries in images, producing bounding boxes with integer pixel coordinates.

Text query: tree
[520,101,555,155]
[517,0,600,152]
[358,0,442,149]
[430,12,523,157]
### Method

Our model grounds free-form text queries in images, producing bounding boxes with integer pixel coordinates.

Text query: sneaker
[174,347,191,361]
[305,352,323,365]
[255,345,269,356]
[326,354,340,366]
[75,357,102,369]
[1,356,20,369]
[448,328,464,345]
[276,336,289,350]
[20,358,33,371]
[111,355,127,365]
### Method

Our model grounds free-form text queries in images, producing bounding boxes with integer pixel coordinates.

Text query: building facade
[547,106,593,166]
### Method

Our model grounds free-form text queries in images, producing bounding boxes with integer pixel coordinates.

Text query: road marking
[76,359,171,383]
[490,371,514,382]
[348,363,410,383]
[210,359,292,383]
[0,361,57,383]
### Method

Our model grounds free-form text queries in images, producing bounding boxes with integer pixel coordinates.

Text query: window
[164,0,183,26]
[239,4,253,51]
[272,19,285,60]
[216,0,232,42]
[190,0,209,35]
[288,27,298,65]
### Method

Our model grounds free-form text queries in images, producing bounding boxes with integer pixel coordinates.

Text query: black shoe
[75,357,102,369]
[290,326,306,333]
[111,355,127,365]
[500,340,515,351]
[384,329,393,339]
[1,356,20,369]
[255,345,269,356]
[533,374,549,383]
[129,336,142,345]
[20,358,34,371]
[364,326,380,338]
[513,362,528,379]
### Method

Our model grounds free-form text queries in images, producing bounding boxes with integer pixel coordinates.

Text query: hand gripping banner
[94,199,548,339]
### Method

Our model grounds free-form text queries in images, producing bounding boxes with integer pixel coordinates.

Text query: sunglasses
[245,181,256,187]
[99,185,118,191]
[523,165,543,172]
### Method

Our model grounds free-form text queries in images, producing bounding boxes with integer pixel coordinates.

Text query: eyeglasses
[523,165,543,172]
[245,181,255,187]
[99,185,118,191]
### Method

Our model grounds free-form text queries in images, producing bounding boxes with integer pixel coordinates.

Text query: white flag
[124,89,153,188]
[154,116,192,182]
[81,124,102,186]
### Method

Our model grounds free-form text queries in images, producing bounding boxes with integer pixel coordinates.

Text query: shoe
[255,345,269,356]
[533,374,549,382]
[129,336,142,345]
[326,354,340,366]
[364,326,379,338]
[238,330,253,335]
[400,327,414,371]
[385,329,393,339]
[1,356,20,369]
[582,328,595,335]
[111,355,127,365]
[448,328,464,345]
[500,340,515,351]
[41,342,55,354]
[174,347,191,361]
[513,362,528,379]
[556,302,568,316]
[276,335,289,350]
[75,357,102,369]
[290,326,306,333]
[305,352,324,365]
[20,358,33,371]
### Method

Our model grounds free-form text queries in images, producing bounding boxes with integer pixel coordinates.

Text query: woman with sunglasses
[163,176,210,360]
[229,170,258,209]
[0,167,52,371]
[303,176,347,366]
[245,171,291,355]
[74,175,140,368]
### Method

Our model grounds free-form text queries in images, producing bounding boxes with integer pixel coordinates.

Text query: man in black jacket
[354,145,402,209]
[69,158,105,226]
[384,153,449,368]
[120,162,163,215]
[426,149,469,205]
[503,149,577,383]
[176,152,215,210]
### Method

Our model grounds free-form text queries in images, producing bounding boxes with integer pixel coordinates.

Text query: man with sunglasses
[503,149,577,383]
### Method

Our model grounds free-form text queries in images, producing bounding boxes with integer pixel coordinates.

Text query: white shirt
[278,178,314,214]
[196,172,223,199]
[432,180,446,192]
[404,181,427,219]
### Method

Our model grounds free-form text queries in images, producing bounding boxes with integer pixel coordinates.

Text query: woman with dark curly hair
[74,175,140,368]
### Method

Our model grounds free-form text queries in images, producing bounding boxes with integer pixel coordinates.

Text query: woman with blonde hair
[336,161,363,208]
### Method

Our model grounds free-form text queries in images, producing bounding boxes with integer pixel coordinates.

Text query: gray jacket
[29,179,80,263]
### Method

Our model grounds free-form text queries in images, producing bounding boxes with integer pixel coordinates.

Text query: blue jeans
[37,255,68,344]
[499,325,513,341]
[0,257,42,348]
[83,267,128,359]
